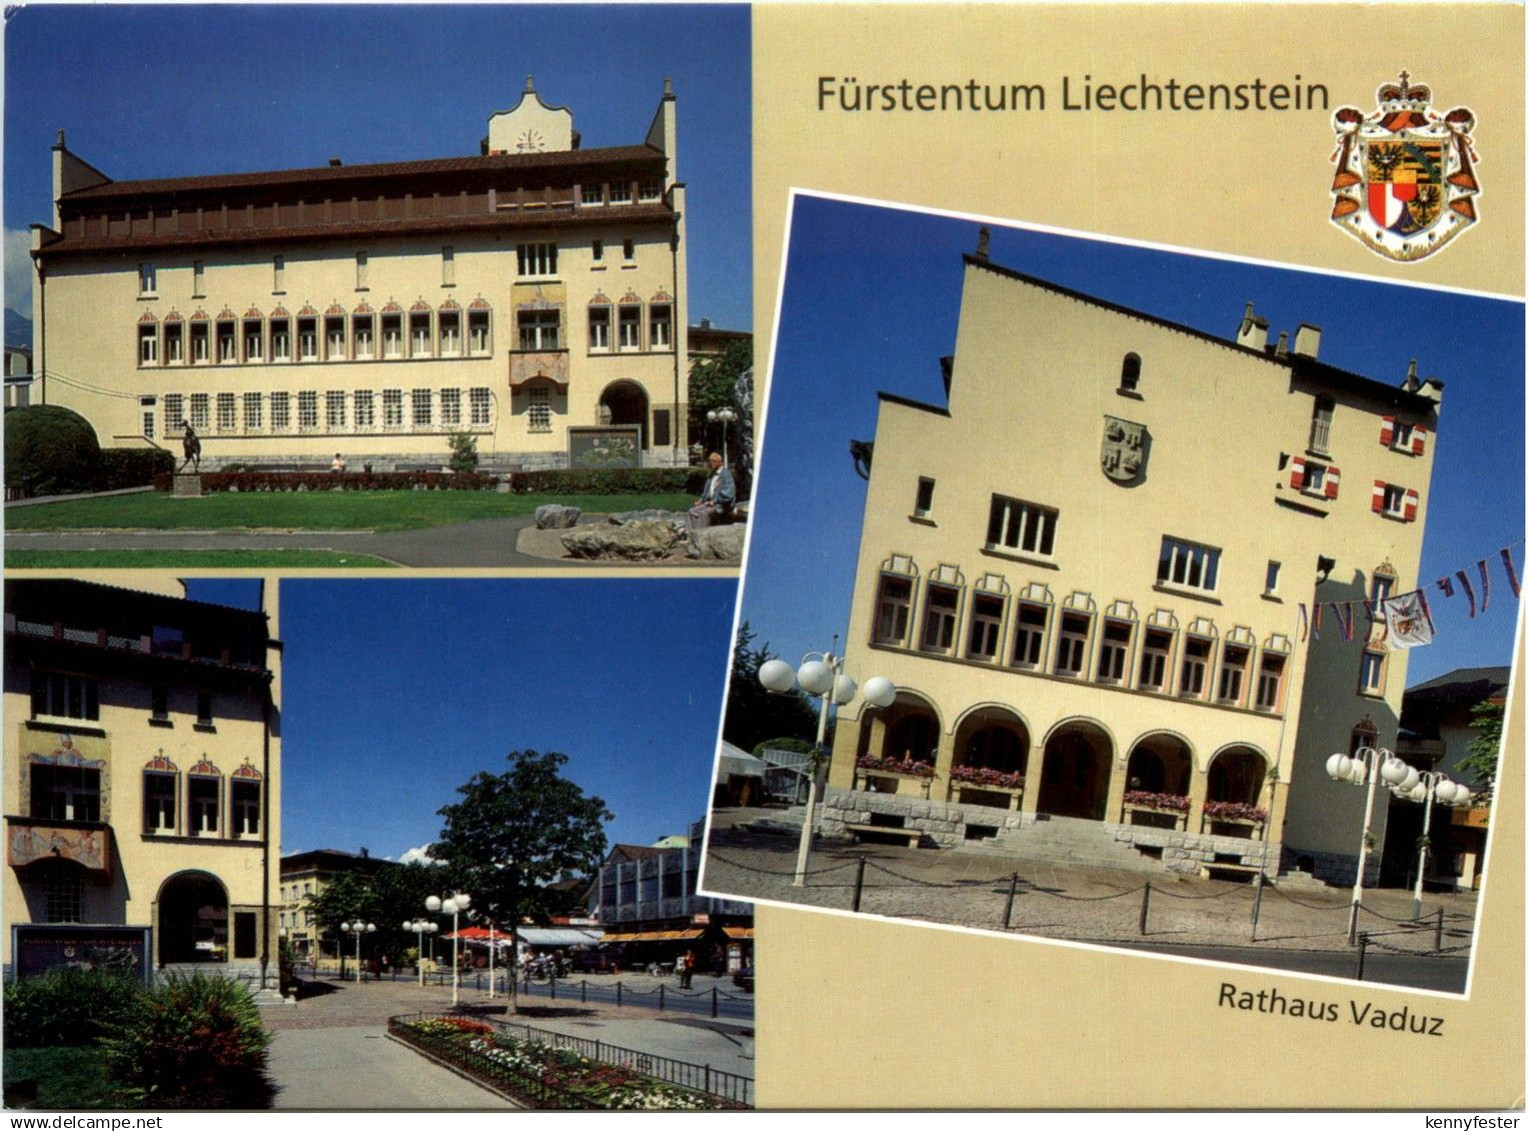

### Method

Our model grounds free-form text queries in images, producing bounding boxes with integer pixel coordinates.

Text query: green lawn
[5,491,694,533]
[7,550,398,569]
[4,1046,123,1110]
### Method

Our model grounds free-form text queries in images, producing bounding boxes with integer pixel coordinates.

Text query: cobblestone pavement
[702,818,1478,962]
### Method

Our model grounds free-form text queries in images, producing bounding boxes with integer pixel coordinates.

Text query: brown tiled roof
[59,144,666,202]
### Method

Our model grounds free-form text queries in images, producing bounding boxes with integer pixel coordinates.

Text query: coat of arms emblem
[1101,416,1145,484]
[1329,72,1480,262]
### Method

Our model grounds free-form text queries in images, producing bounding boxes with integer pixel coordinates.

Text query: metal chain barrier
[705,849,860,879]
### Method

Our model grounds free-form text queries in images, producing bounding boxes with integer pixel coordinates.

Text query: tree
[447,430,479,473]
[431,750,612,1010]
[1456,697,1504,805]
[4,404,103,496]
[688,338,751,449]
[302,860,464,973]
[721,622,821,753]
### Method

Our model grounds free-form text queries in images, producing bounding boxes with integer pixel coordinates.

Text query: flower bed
[855,754,935,778]
[392,1017,743,1110]
[950,765,1024,790]
[1202,801,1267,823]
[1122,790,1190,813]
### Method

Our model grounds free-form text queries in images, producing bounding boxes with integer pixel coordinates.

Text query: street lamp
[338,919,375,983]
[1384,766,1474,919]
[468,910,501,998]
[404,919,437,987]
[1326,744,1422,943]
[426,891,472,1006]
[759,648,896,886]
[706,406,737,466]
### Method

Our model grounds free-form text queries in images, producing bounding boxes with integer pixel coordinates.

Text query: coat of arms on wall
[1329,72,1480,262]
[1101,416,1146,484]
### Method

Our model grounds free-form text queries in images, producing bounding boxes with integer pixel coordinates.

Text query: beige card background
[748,4,1525,1109]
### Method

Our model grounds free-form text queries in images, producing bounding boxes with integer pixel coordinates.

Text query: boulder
[610,508,685,527]
[687,524,746,561]
[535,503,582,530]
[561,520,686,561]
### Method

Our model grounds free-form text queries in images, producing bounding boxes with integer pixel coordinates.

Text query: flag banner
[1383,590,1436,648]
[1456,569,1478,618]
[1332,602,1354,641]
[1437,575,1455,599]
[1503,547,1522,599]
[1312,603,1323,640]
[1297,603,1308,643]
[1478,559,1491,614]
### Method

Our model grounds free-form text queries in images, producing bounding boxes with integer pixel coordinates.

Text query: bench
[843,822,924,847]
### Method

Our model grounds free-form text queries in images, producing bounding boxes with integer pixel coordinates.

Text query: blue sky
[186,579,738,859]
[3,4,751,332]
[742,194,1524,689]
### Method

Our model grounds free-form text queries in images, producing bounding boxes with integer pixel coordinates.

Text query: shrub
[447,431,479,473]
[102,972,273,1109]
[97,448,174,491]
[153,470,500,493]
[4,405,103,496]
[509,467,703,495]
[3,968,143,1048]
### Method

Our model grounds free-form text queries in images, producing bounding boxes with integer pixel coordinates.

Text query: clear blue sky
[3,3,751,331]
[743,194,1523,689]
[185,578,738,859]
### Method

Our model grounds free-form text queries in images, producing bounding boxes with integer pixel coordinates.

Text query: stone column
[1020,738,1045,815]
[931,727,958,801]
[1187,760,1212,835]
[1103,746,1130,824]
[827,715,862,789]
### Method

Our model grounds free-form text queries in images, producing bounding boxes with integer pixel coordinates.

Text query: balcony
[6,815,114,875]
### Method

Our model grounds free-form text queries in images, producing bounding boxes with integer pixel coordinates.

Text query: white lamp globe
[403,920,413,931]
[1399,767,1421,792]
[833,674,858,705]
[441,898,457,915]
[426,895,442,912]
[1380,758,1409,786]
[759,659,797,693]
[1348,762,1367,784]
[454,893,472,911]
[1434,780,1458,804]
[1455,786,1473,807]
[366,923,376,933]
[1326,753,1347,780]
[862,676,897,710]
[1407,783,1428,803]
[341,921,352,932]
[797,660,835,696]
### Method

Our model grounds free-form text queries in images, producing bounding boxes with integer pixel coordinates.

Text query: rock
[610,509,685,527]
[561,520,686,561]
[535,504,582,530]
[686,524,746,561]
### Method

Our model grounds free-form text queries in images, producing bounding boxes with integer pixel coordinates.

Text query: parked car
[569,949,616,975]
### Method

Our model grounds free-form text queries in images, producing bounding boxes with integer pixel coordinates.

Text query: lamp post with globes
[706,406,737,466]
[1326,744,1420,943]
[403,919,437,988]
[425,892,472,1006]
[338,919,375,983]
[468,910,502,998]
[759,646,896,886]
[1384,767,1474,920]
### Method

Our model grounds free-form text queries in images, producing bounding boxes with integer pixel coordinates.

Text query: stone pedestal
[172,473,203,498]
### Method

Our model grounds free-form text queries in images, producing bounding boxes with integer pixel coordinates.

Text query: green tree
[721,622,822,753]
[4,404,103,496]
[1456,697,1504,805]
[303,861,464,973]
[431,750,612,1010]
[447,430,479,473]
[688,338,751,444]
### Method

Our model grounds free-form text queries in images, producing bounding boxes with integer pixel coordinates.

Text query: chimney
[975,226,991,262]
[359,847,369,859]
[1403,359,1420,391]
[1235,301,1268,351]
[328,156,343,167]
[1292,322,1322,359]
[1274,331,1289,358]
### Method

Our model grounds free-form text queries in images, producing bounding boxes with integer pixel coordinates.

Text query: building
[822,239,1443,884]
[1382,666,1506,890]
[589,821,753,972]
[278,847,394,960]
[4,346,33,409]
[30,76,691,471]
[4,579,281,986]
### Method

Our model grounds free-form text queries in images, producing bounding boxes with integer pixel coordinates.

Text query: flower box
[855,755,935,779]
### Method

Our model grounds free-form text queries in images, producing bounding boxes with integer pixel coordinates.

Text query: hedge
[153,470,501,493]
[3,968,143,1048]
[509,467,705,495]
[98,448,174,491]
[4,405,103,496]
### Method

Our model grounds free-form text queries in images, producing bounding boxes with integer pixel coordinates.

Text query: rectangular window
[987,496,1058,558]
[640,177,663,202]
[1011,603,1047,668]
[527,385,552,432]
[1265,561,1281,596]
[139,262,156,295]
[164,394,184,434]
[440,388,461,427]
[232,780,261,836]
[410,312,431,357]
[914,477,935,518]
[653,409,671,448]
[189,777,220,835]
[142,405,156,439]
[218,321,237,363]
[243,392,263,431]
[45,874,84,924]
[518,309,561,351]
[151,685,170,721]
[622,237,635,261]
[234,912,257,959]
[618,305,641,349]
[383,389,404,428]
[356,250,368,289]
[325,316,346,360]
[1255,653,1286,712]
[517,242,557,277]
[1055,612,1090,677]
[1158,537,1220,594]
[298,318,317,361]
[190,321,209,363]
[1179,637,1211,699]
[189,394,210,431]
[468,310,490,355]
[439,311,460,356]
[139,323,158,365]
[441,246,455,286]
[966,593,1004,661]
[31,763,101,824]
[592,239,604,263]
[412,388,433,427]
[1382,484,1406,517]
[326,390,346,431]
[609,181,632,205]
[1392,421,1414,449]
[1096,620,1132,684]
[244,319,264,363]
[469,387,491,426]
[31,671,100,721]
[298,390,318,431]
[1359,650,1386,695]
[192,260,205,296]
[873,575,913,646]
[144,774,176,832]
[649,304,672,349]
[272,254,285,292]
[164,321,183,364]
[1218,644,1250,706]
[589,306,611,351]
[1138,628,1172,692]
[270,391,291,432]
[216,393,236,433]
[920,584,960,653]
[1371,573,1395,602]
[382,314,402,358]
[270,319,291,362]
[353,315,374,359]
[196,691,213,727]
[354,390,375,430]
[1309,395,1334,454]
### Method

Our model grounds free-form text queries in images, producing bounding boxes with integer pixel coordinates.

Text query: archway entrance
[157,872,228,964]
[599,381,650,449]
[1037,722,1112,820]
[1205,746,1269,838]
[951,709,1028,807]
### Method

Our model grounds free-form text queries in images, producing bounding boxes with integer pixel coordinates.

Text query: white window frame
[1158,537,1221,594]
[354,390,375,430]
[1054,612,1090,677]
[527,384,552,433]
[1254,652,1285,713]
[517,242,558,277]
[1096,620,1132,685]
[1138,628,1172,692]
[987,495,1058,559]
[216,392,237,433]
[243,392,263,432]
[1217,644,1250,706]
[873,573,914,646]
[589,305,611,352]
[1178,636,1212,699]
[469,387,491,427]
[326,391,346,431]
[966,592,1004,661]
[919,583,960,654]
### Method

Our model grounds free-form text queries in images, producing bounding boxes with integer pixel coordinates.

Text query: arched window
[143,754,178,834]
[1119,353,1142,392]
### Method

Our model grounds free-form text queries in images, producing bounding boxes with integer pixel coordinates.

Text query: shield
[1100,416,1146,484]
[1363,139,1445,234]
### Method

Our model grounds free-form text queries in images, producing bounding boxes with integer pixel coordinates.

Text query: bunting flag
[1383,590,1435,648]
[1455,569,1477,618]
[1312,603,1323,640]
[1297,603,1309,643]
[1437,575,1455,600]
[1478,559,1491,614]
[1365,600,1389,644]
[1504,547,1522,598]
[1331,602,1355,641]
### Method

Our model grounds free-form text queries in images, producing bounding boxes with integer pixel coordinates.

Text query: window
[297,390,318,431]
[272,255,285,292]
[609,181,632,205]
[1371,571,1395,603]
[589,305,611,351]
[1011,603,1048,668]
[1264,561,1281,596]
[142,403,156,439]
[1055,612,1090,676]
[622,238,635,262]
[45,873,84,924]
[144,773,176,832]
[1096,620,1132,684]
[321,316,344,360]
[987,496,1058,557]
[441,387,461,427]
[517,242,558,276]
[873,575,913,645]
[967,593,1004,661]
[1392,421,1413,449]
[412,388,433,428]
[196,691,213,727]
[591,239,604,263]
[189,776,220,835]
[1381,416,1428,455]
[270,318,291,362]
[163,394,184,434]
[1309,395,1334,454]
[914,477,935,518]
[164,321,183,364]
[618,305,641,350]
[354,390,375,429]
[189,394,210,431]
[270,391,291,432]
[1179,636,1211,698]
[298,317,317,361]
[232,780,260,836]
[326,391,346,430]
[139,322,158,365]
[468,309,491,354]
[640,177,663,201]
[192,260,205,296]
[648,303,672,349]
[216,393,236,433]
[1374,482,1417,521]
[1359,649,1386,695]
[139,262,156,295]
[1119,353,1141,392]
[31,672,99,721]
[1158,537,1220,594]
[355,251,368,290]
[527,385,551,432]
[217,320,237,363]
[1291,457,1340,500]
[441,246,455,286]
[469,387,491,427]
[353,314,374,359]
[518,308,561,350]
[1218,644,1250,706]
[920,584,960,653]
[31,762,101,823]
[410,312,431,356]
[383,389,404,429]
[244,318,264,362]
[439,311,461,356]
[243,392,263,431]
[1138,628,1172,691]
[190,321,209,363]
[382,314,402,358]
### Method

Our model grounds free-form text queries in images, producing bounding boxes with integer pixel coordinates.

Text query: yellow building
[825,243,1442,884]
[278,848,394,962]
[30,77,690,470]
[4,579,281,987]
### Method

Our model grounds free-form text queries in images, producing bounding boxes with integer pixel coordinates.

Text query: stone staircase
[155,962,290,1005]
[958,814,1164,873]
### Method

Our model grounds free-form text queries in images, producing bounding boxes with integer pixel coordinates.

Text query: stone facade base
[1106,823,1273,874]
[818,787,1015,847]
[201,447,690,474]
[1280,846,1380,888]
